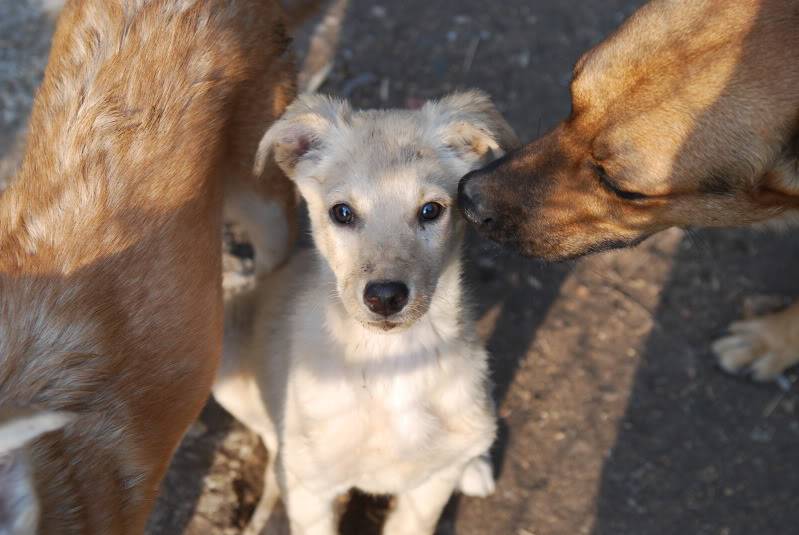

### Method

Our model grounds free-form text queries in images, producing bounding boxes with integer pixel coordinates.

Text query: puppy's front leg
[383,466,462,535]
[282,477,338,535]
[242,451,281,535]
[714,300,799,381]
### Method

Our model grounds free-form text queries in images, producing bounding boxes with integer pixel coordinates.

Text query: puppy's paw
[457,455,495,498]
[713,304,799,382]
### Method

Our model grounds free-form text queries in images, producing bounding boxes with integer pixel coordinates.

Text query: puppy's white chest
[287,369,476,493]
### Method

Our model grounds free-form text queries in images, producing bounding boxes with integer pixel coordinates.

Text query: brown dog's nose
[458,170,497,231]
[364,281,409,317]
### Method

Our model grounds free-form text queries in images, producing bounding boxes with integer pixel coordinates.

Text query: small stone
[699,466,719,483]
[517,50,530,68]
[750,426,774,443]
[186,421,208,438]
[526,275,542,289]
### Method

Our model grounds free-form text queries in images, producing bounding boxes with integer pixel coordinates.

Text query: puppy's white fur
[215,91,517,535]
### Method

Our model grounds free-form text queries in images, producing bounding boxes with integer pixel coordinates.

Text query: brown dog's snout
[458,149,521,234]
[457,150,535,247]
[457,137,587,259]
[458,170,498,232]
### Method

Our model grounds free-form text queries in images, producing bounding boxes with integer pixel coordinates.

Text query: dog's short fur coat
[214,91,518,535]
[0,0,299,531]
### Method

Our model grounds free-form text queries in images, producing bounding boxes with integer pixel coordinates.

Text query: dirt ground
[3,1,799,534]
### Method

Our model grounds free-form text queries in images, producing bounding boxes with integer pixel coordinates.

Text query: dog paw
[457,455,495,497]
[713,306,799,382]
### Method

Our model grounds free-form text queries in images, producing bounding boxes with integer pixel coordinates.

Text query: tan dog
[458,0,799,382]
[0,0,298,532]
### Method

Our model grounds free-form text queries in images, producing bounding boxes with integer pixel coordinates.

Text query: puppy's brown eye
[419,202,444,223]
[593,164,648,201]
[330,203,355,225]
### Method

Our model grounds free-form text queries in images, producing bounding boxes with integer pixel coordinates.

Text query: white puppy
[214,91,518,535]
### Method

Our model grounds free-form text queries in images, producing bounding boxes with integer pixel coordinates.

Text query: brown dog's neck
[754,140,799,211]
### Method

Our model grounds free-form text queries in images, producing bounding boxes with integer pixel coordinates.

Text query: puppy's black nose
[364,281,409,317]
[458,171,497,231]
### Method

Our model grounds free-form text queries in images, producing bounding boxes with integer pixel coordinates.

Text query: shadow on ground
[594,229,799,535]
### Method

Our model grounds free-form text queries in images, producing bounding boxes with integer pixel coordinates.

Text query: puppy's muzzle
[363,281,409,317]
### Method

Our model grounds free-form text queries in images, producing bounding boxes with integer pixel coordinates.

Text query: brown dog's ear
[425,90,519,170]
[255,95,352,178]
[0,408,73,454]
[0,409,74,535]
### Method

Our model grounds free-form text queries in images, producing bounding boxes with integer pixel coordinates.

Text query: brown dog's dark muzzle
[457,146,549,252]
[458,168,497,232]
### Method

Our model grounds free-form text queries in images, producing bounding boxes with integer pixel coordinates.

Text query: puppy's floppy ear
[255,94,352,178]
[425,90,519,170]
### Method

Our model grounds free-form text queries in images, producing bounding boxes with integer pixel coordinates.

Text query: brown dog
[458,0,799,381]
[0,0,298,532]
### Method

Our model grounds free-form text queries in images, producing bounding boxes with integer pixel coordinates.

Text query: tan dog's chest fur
[0,0,297,532]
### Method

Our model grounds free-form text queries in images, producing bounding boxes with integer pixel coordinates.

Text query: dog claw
[713,310,799,384]
[458,455,495,498]
[713,334,760,375]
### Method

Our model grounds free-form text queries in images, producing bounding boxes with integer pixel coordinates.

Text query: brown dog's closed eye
[593,164,649,201]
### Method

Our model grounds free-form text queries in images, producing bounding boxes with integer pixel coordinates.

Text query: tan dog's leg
[714,301,799,381]
[224,54,298,277]
[225,160,297,278]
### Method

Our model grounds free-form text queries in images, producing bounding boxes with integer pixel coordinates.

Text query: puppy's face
[259,92,517,330]
[459,0,799,260]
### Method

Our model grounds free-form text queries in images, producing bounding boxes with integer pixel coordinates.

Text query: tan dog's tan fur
[0,0,297,532]
[459,0,799,381]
